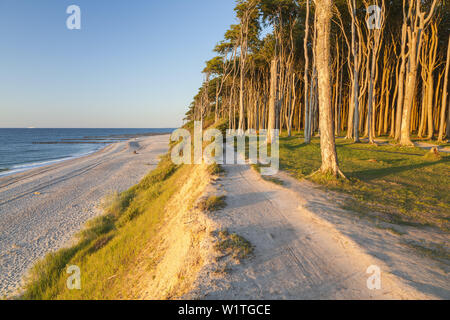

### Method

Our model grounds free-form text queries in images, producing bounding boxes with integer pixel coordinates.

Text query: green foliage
[215,230,253,260]
[208,163,225,176]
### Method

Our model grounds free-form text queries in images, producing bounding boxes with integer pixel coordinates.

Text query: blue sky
[0,0,237,128]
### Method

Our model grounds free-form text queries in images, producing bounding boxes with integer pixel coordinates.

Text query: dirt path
[0,135,170,297]
[187,149,449,300]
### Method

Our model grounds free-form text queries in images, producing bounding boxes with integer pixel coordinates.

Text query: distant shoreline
[0,131,173,178]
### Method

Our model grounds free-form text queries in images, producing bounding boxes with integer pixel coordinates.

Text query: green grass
[279,133,450,231]
[214,230,253,260]
[21,155,192,300]
[207,163,225,176]
[198,195,226,212]
[406,136,450,148]
[251,164,284,185]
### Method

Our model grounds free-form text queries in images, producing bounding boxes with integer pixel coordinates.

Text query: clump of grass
[309,170,347,186]
[252,164,284,185]
[198,195,226,212]
[423,147,442,161]
[215,230,253,260]
[208,163,225,176]
[402,241,450,262]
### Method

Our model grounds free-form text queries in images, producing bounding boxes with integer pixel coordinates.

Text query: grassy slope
[22,155,195,299]
[278,133,450,231]
[22,119,228,300]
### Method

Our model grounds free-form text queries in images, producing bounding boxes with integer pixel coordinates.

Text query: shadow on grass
[346,147,425,157]
[350,158,450,181]
[282,142,312,151]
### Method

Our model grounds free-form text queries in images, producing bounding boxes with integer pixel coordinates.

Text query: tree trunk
[303,0,311,143]
[349,0,360,142]
[438,36,450,141]
[315,0,343,177]
[267,58,278,144]
[399,0,438,146]
[395,24,407,141]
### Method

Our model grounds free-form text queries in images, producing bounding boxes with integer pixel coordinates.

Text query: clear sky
[0,0,237,128]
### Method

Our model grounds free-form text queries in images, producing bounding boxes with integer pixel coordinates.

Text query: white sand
[0,134,170,296]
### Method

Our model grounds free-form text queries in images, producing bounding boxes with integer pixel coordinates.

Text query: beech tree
[185,0,450,171]
[314,0,344,177]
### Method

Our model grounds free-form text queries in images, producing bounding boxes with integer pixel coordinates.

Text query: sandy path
[0,134,170,296]
[188,147,449,300]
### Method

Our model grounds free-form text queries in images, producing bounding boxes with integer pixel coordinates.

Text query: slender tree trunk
[349,0,360,142]
[267,58,278,144]
[315,0,343,177]
[399,0,438,146]
[438,36,450,141]
[304,0,311,143]
[395,24,407,141]
[238,63,246,134]
[367,33,378,144]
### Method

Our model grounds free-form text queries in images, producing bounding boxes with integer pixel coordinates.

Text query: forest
[185,0,450,177]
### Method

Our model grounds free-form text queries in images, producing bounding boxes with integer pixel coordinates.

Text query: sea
[0,128,174,177]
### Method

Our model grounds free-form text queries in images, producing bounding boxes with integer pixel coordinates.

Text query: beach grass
[198,195,226,212]
[21,154,189,299]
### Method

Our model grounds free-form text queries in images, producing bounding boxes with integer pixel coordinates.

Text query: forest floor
[277,134,450,232]
[186,146,449,299]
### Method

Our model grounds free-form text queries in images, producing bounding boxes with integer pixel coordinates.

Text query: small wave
[0,148,103,177]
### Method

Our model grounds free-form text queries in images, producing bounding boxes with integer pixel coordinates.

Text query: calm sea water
[0,128,174,176]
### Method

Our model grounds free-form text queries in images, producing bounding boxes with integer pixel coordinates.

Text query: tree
[399,0,439,146]
[185,0,450,157]
[303,0,312,143]
[366,0,385,144]
[314,0,344,178]
[267,57,278,144]
[348,0,361,142]
[236,0,259,134]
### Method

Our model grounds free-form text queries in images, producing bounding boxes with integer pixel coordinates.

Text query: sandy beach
[0,134,170,296]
